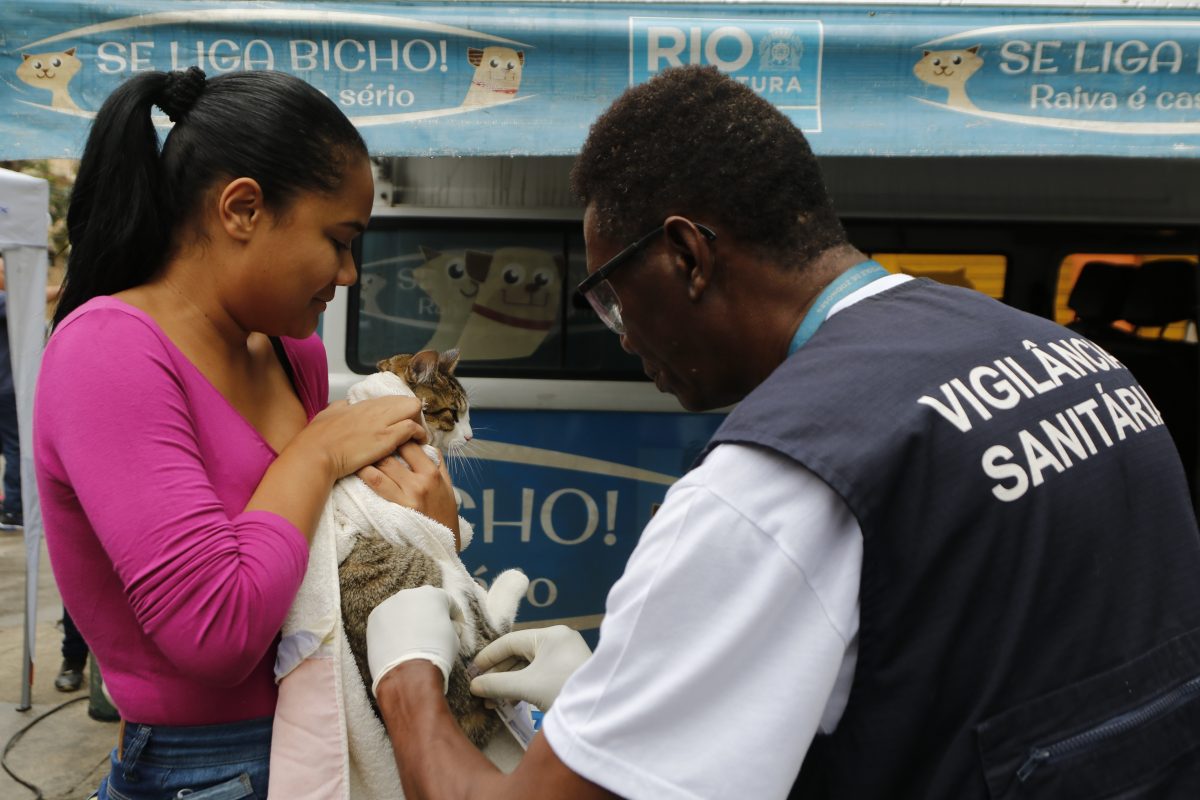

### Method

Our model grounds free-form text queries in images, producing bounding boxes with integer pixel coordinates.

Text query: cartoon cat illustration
[913,45,982,110]
[413,247,489,351]
[461,46,524,108]
[454,247,563,360]
[17,47,82,111]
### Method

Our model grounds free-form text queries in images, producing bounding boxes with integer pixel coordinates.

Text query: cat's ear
[376,353,408,372]
[516,51,525,66]
[965,45,980,55]
[466,250,491,282]
[407,350,440,385]
[922,50,931,57]
[419,245,440,261]
[22,53,31,61]
[65,47,76,56]
[439,348,461,375]
[468,48,484,67]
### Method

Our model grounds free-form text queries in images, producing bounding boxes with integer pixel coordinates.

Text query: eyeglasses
[576,222,716,335]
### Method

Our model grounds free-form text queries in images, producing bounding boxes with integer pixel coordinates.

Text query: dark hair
[56,68,368,326]
[570,65,845,267]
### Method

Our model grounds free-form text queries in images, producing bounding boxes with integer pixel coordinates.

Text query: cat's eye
[429,406,458,423]
[32,60,43,69]
[489,58,500,68]
[51,58,62,68]
[532,271,552,288]
[932,58,941,66]
[952,55,962,65]
[506,61,516,70]
[446,260,465,279]
[502,265,523,284]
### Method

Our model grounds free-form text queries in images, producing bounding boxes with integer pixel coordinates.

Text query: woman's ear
[217,177,266,242]
[663,216,714,302]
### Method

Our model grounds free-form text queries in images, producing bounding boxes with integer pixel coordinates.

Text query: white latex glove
[366,585,463,696]
[469,625,592,711]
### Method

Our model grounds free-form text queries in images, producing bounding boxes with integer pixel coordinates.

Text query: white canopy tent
[0,167,50,711]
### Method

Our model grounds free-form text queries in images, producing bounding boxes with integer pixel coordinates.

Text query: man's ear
[663,216,714,302]
[217,177,267,242]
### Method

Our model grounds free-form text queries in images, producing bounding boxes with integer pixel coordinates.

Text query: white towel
[269,371,528,800]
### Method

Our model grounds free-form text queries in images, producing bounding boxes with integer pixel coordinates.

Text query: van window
[1056,254,1198,342]
[352,218,641,377]
[869,253,1006,299]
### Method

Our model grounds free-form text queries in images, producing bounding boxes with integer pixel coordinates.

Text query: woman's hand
[358,440,461,546]
[248,396,429,543]
[296,396,426,482]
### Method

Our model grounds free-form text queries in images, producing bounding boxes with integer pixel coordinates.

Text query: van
[328,152,1199,641]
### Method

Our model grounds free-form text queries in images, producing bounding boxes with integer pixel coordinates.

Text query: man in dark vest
[365,65,1200,799]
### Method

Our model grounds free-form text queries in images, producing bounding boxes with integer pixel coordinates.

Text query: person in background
[0,280,20,531]
[364,65,1200,799]
[54,607,88,692]
[34,67,456,800]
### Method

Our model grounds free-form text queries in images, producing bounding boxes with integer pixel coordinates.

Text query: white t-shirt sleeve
[542,443,862,800]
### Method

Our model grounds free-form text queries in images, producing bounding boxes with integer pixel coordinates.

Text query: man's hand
[367,586,463,696]
[470,626,592,710]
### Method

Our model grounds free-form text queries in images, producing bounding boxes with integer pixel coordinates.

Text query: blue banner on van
[4,1,1199,159]
[455,410,724,639]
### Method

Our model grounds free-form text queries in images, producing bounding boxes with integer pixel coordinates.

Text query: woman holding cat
[33,68,457,800]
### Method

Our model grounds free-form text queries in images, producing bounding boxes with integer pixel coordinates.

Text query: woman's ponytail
[55,71,178,327]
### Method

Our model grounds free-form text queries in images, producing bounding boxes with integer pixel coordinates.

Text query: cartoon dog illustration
[461,46,524,108]
[17,47,83,111]
[913,45,982,110]
[413,246,489,351]
[454,247,563,360]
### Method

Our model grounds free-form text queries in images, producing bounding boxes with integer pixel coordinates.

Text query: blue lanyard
[787,260,891,356]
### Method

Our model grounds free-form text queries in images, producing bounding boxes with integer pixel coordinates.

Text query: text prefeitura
[917,337,1164,502]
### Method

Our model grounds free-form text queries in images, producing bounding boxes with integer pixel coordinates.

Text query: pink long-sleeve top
[34,297,325,725]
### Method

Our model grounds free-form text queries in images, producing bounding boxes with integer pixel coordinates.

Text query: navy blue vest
[698,280,1200,799]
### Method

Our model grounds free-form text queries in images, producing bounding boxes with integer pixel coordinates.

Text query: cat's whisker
[449,449,484,490]
[466,455,485,489]
[462,448,486,488]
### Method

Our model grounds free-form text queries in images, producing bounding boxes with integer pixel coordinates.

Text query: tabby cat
[339,349,510,748]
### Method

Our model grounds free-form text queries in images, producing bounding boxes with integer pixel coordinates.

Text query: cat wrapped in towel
[269,349,529,800]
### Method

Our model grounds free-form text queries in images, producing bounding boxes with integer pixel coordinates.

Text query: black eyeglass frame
[576,222,717,297]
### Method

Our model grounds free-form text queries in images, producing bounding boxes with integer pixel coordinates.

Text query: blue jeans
[97,716,272,800]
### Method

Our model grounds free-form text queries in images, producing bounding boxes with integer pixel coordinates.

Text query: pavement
[0,530,115,800]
